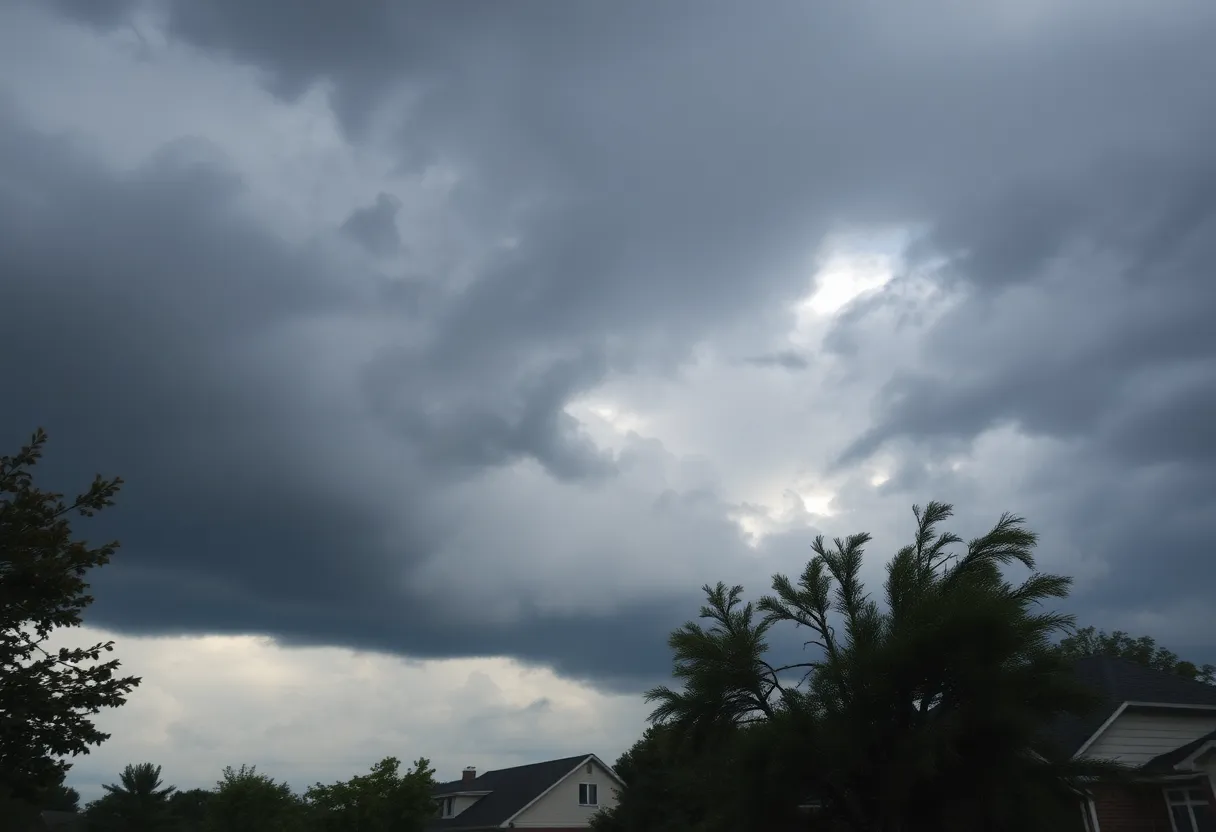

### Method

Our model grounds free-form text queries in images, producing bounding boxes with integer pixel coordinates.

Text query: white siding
[1085,709,1216,766]
[451,795,484,817]
[511,757,621,828]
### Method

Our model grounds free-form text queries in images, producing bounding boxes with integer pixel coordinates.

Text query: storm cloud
[3,0,1216,766]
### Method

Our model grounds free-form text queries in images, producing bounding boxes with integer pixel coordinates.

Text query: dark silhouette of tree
[306,756,436,832]
[590,723,763,832]
[204,764,304,832]
[168,787,214,832]
[0,429,140,810]
[1058,626,1216,683]
[642,502,1125,832]
[103,763,176,803]
[38,768,81,813]
[86,762,177,832]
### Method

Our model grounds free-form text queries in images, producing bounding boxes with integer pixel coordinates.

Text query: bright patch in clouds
[564,398,649,451]
[800,229,909,318]
[732,485,837,547]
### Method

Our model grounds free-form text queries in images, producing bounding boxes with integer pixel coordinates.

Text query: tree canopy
[203,764,304,832]
[38,768,81,813]
[0,429,140,808]
[166,788,214,832]
[86,762,178,832]
[305,756,436,832]
[630,502,1123,832]
[1058,625,1216,684]
[76,758,437,832]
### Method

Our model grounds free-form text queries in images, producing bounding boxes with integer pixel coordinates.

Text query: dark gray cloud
[0,107,720,689]
[341,192,404,257]
[834,153,1216,651]
[745,351,811,371]
[7,0,1216,686]
[46,0,136,27]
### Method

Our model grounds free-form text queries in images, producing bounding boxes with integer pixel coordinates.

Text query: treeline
[73,757,435,832]
[589,503,1215,832]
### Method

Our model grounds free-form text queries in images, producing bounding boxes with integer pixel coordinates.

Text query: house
[34,811,87,831]
[1052,656,1216,832]
[427,753,622,831]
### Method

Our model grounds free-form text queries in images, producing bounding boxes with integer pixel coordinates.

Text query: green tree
[590,723,775,832]
[168,787,215,832]
[644,502,1124,832]
[0,429,140,810]
[86,763,177,832]
[305,756,436,832]
[204,764,304,832]
[1057,626,1216,683]
[589,726,684,832]
[37,768,81,813]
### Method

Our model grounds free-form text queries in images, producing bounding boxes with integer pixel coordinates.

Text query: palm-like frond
[645,501,1115,831]
[102,763,175,800]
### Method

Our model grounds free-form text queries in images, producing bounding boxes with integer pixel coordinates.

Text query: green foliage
[37,768,81,812]
[590,725,709,832]
[76,757,440,832]
[1058,626,1216,684]
[167,788,214,832]
[305,756,436,832]
[204,765,304,832]
[86,763,177,832]
[0,429,140,805]
[641,502,1126,832]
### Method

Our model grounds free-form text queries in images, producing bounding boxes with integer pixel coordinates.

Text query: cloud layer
[3,0,1215,787]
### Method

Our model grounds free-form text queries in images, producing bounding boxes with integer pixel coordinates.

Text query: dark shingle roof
[1046,656,1216,758]
[39,812,87,831]
[1141,728,1216,774]
[426,754,592,830]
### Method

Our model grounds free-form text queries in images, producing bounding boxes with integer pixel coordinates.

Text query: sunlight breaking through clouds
[800,228,910,318]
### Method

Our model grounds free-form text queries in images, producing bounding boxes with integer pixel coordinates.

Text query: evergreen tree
[86,763,177,832]
[643,502,1125,832]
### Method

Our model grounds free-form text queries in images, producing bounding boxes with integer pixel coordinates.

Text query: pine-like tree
[644,502,1126,832]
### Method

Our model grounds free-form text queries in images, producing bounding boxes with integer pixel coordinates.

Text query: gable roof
[38,812,87,831]
[1141,728,1216,774]
[427,754,597,830]
[1047,656,1216,758]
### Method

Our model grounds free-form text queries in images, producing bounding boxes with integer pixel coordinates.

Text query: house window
[440,797,454,817]
[579,783,598,806]
[1164,787,1216,832]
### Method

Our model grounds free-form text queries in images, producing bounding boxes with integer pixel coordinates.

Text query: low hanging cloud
[54,626,649,803]
[0,1,1214,787]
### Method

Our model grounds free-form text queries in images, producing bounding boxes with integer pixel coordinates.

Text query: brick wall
[1090,783,1173,832]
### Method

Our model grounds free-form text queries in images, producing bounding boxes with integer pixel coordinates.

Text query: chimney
[462,767,476,785]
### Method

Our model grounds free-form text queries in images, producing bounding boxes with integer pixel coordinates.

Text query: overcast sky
[4,0,1215,803]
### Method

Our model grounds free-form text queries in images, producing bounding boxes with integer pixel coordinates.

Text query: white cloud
[798,229,906,319]
[54,627,648,804]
